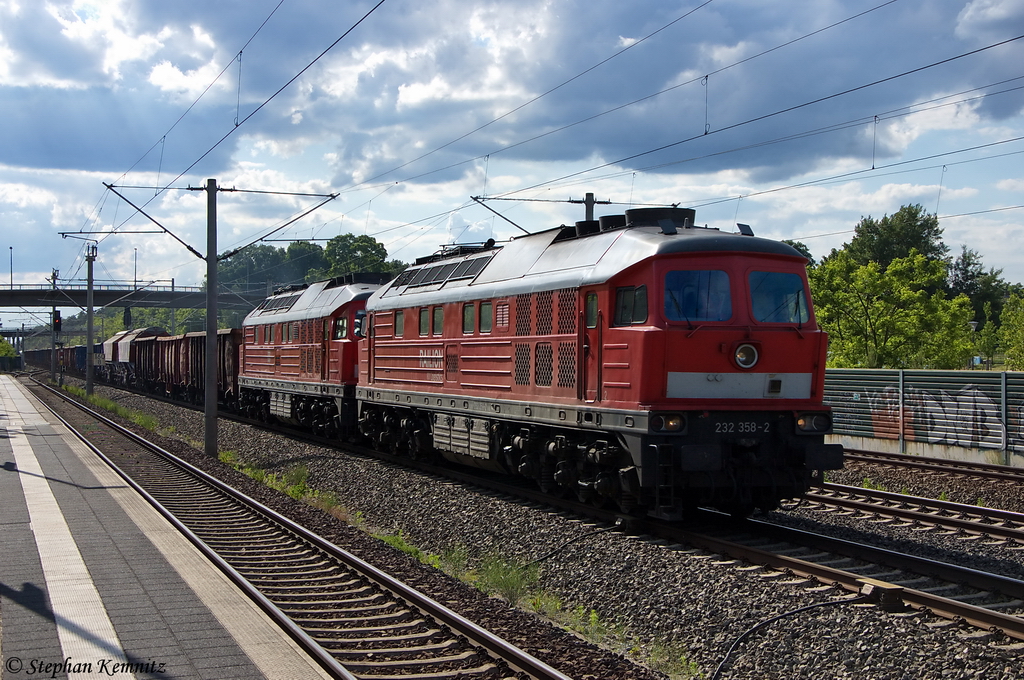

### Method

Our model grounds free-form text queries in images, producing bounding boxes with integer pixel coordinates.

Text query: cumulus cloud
[1,0,1023,301]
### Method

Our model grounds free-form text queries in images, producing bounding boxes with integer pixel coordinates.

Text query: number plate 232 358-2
[714,420,770,434]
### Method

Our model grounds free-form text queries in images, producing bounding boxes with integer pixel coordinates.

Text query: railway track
[653,514,1024,642]
[34,375,1024,648]
[26,379,573,680]
[803,482,1024,548]
[844,449,1024,483]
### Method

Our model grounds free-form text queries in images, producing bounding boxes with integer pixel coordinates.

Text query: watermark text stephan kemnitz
[4,656,167,676]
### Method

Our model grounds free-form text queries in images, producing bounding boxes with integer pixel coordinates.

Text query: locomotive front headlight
[651,413,685,432]
[734,343,758,369]
[797,412,832,432]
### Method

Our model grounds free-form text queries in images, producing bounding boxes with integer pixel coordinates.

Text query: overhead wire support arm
[103,183,206,260]
[471,196,532,235]
[217,193,339,261]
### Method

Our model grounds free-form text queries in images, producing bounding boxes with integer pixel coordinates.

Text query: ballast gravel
[58,382,1023,679]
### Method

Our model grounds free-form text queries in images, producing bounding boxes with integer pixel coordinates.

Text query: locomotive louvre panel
[515,294,533,336]
[445,347,459,380]
[535,342,553,387]
[514,343,531,385]
[496,302,510,329]
[557,341,577,388]
[557,288,578,334]
[536,290,554,335]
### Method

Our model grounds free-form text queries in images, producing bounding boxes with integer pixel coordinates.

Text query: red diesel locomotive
[350,206,842,518]
[42,206,840,519]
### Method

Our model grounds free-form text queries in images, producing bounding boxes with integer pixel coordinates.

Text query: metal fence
[824,369,1024,465]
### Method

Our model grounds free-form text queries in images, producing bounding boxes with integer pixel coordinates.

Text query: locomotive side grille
[514,343,531,385]
[557,341,577,388]
[557,288,578,334]
[536,291,553,335]
[535,342,553,387]
[445,348,459,379]
[515,293,533,336]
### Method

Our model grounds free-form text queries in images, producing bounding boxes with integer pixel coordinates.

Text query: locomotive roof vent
[625,207,698,234]
[575,220,600,237]
[737,223,755,236]
[598,214,627,231]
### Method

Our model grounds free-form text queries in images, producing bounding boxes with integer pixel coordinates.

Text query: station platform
[0,375,335,680]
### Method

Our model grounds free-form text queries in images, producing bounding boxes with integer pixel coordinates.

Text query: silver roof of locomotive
[368,209,804,311]
[242,276,386,326]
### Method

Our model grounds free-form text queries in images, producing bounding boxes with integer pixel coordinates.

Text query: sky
[1,0,1023,330]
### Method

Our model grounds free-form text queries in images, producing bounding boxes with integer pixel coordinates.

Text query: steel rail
[29,379,574,680]
[805,484,1024,545]
[845,449,1024,483]
[27,383,357,680]
[656,519,1024,642]
[34,376,1024,646]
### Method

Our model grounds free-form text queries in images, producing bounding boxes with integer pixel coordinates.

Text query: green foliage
[439,544,470,579]
[308,233,406,281]
[948,245,1013,325]
[975,302,999,365]
[1002,294,1024,370]
[842,203,948,269]
[373,530,442,568]
[811,250,973,368]
[782,239,815,267]
[476,554,540,606]
[0,338,16,357]
[861,477,885,492]
[61,384,158,430]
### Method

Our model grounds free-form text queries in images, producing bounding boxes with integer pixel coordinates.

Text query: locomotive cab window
[419,308,429,336]
[394,310,404,338]
[613,285,648,326]
[664,270,732,322]
[480,301,493,333]
[354,310,367,338]
[462,303,475,334]
[333,316,348,340]
[750,271,809,323]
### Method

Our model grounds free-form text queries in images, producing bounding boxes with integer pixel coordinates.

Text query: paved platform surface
[0,375,335,680]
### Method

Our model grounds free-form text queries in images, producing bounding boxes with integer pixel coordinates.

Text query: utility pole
[50,268,58,382]
[205,178,218,458]
[170,277,176,335]
[85,244,97,395]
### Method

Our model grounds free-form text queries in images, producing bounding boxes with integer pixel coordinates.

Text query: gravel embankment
[53,381,1024,679]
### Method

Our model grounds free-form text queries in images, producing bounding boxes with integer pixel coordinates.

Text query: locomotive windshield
[749,271,809,323]
[664,270,732,323]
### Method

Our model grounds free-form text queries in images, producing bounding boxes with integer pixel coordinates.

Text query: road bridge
[0,283,267,310]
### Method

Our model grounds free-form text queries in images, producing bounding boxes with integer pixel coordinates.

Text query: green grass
[61,384,158,430]
[861,477,886,492]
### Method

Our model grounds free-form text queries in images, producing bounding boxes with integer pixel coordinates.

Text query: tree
[0,338,15,358]
[782,240,816,267]
[309,234,406,280]
[947,245,1015,326]
[842,204,948,270]
[810,249,973,369]
[219,244,289,292]
[1001,294,1024,370]
[284,241,327,284]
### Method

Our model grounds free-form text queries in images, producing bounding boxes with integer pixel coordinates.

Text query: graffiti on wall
[861,384,1015,450]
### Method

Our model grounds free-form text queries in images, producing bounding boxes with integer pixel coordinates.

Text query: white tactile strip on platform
[2,386,128,679]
